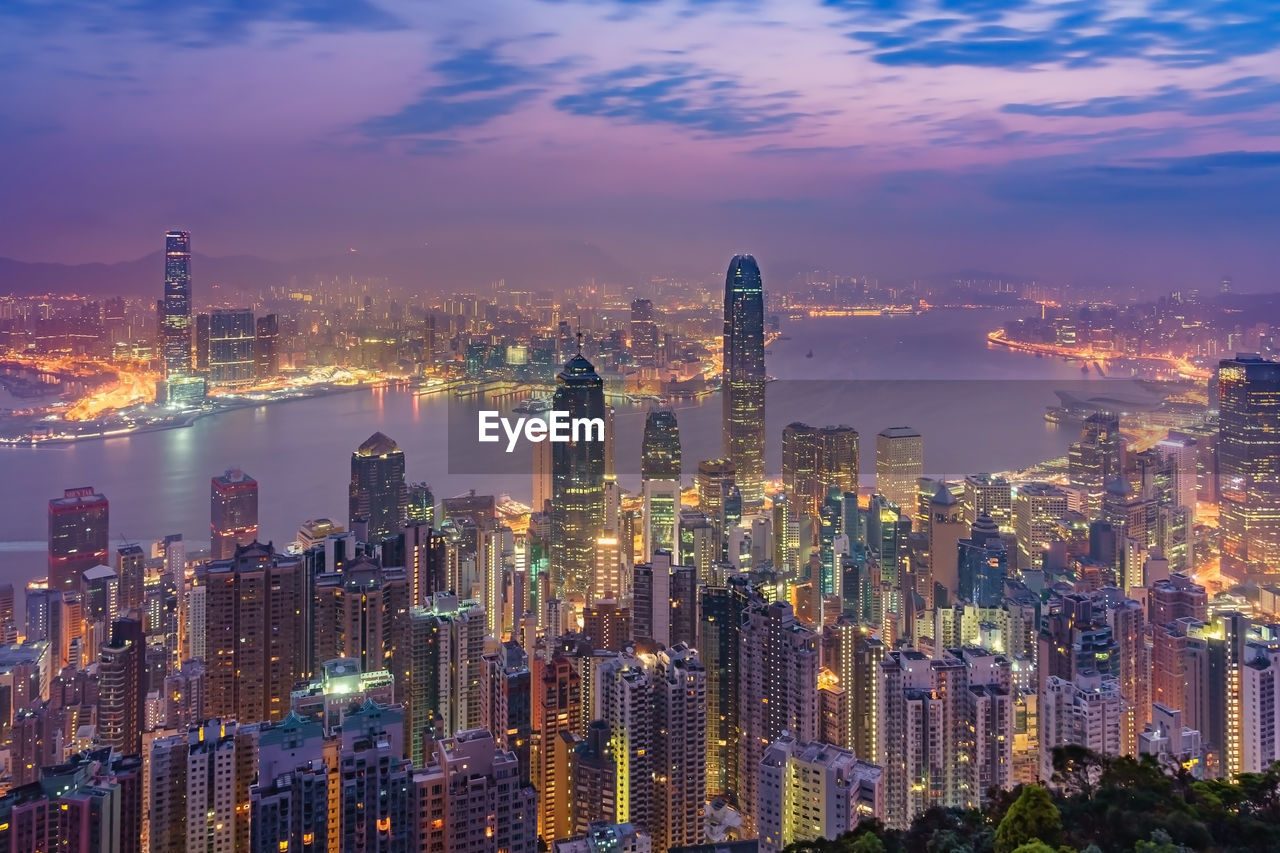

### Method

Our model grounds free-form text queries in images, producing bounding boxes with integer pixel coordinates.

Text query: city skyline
[2,2,1279,288]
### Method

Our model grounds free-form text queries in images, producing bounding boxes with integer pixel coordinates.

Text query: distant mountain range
[0,240,638,297]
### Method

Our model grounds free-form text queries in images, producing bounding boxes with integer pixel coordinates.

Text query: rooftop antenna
[576,330,583,355]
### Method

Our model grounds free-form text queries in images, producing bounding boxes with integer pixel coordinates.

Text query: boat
[805,350,814,358]
[513,397,552,414]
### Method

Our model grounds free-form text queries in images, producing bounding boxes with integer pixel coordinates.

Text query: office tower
[1068,412,1126,518]
[1217,355,1280,579]
[198,542,305,723]
[583,599,631,652]
[339,701,414,851]
[149,719,258,853]
[722,254,766,510]
[407,482,435,526]
[48,486,109,592]
[631,298,659,366]
[963,473,1013,529]
[957,514,1007,607]
[534,652,582,842]
[160,230,192,377]
[696,458,737,558]
[482,639,533,785]
[757,736,884,853]
[210,468,259,560]
[0,584,13,642]
[551,350,607,598]
[311,555,412,700]
[927,483,966,604]
[782,423,859,518]
[194,311,211,370]
[737,600,819,833]
[1156,435,1199,521]
[207,307,256,388]
[875,428,923,525]
[652,644,707,853]
[700,578,752,803]
[1013,482,1069,571]
[115,543,145,615]
[1039,672,1124,779]
[642,410,682,563]
[412,729,538,853]
[598,655,654,831]
[253,312,279,380]
[349,431,410,541]
[572,720,618,831]
[97,617,145,757]
[876,648,1013,829]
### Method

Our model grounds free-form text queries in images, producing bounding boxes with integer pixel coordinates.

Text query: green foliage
[995,786,1063,853]
[1008,843,1056,853]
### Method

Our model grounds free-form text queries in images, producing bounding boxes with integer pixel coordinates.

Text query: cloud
[0,0,404,46]
[836,0,1280,69]
[1003,77,1280,118]
[554,62,801,136]
[361,45,551,145]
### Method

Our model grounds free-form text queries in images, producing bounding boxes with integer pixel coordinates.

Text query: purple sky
[2,0,1279,287]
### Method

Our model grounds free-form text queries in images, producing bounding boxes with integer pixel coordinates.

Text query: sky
[2,0,1279,288]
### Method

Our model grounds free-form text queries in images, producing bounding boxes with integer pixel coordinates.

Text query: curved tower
[722,254,766,509]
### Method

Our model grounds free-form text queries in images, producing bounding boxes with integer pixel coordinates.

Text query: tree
[1008,843,1055,853]
[994,786,1063,853]
[849,834,886,853]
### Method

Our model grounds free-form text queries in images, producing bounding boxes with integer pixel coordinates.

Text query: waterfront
[0,308,1101,591]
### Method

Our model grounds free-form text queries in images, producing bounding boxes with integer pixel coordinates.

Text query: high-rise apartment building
[551,352,607,598]
[115,543,145,615]
[210,468,259,560]
[97,617,145,758]
[1217,355,1280,579]
[651,644,707,853]
[875,428,923,525]
[722,255,766,510]
[534,652,582,843]
[349,431,410,541]
[338,701,414,850]
[253,313,279,380]
[149,719,259,853]
[482,639,532,784]
[1039,672,1124,780]
[757,736,884,853]
[700,577,753,804]
[48,486,109,592]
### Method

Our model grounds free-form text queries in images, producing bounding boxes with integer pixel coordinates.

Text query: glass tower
[161,230,192,376]
[642,409,682,561]
[550,351,606,597]
[722,254,766,510]
[1218,355,1280,579]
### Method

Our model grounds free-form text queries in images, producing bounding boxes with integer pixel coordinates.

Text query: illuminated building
[115,543,145,615]
[1013,482,1068,571]
[1107,596,1150,756]
[957,514,1007,607]
[209,468,258,560]
[583,599,631,652]
[160,230,192,378]
[407,482,435,526]
[253,313,279,380]
[97,617,145,758]
[1039,672,1123,779]
[737,600,818,833]
[963,473,1012,530]
[534,652,581,842]
[634,551,697,649]
[412,728,537,853]
[699,577,752,803]
[652,644,706,853]
[423,593,485,738]
[631,298,659,367]
[642,410,682,563]
[48,486,109,592]
[1217,355,1280,580]
[348,431,410,541]
[757,735,883,853]
[782,423,859,519]
[208,308,256,389]
[197,541,305,724]
[598,655,653,831]
[722,255,766,510]
[551,351,607,598]
[481,639,532,785]
[148,719,259,853]
[338,701,413,851]
[875,427,923,526]
[553,823,652,853]
[1068,412,1125,518]
[0,750,143,853]
[572,720,618,831]
[926,483,966,605]
[819,620,884,759]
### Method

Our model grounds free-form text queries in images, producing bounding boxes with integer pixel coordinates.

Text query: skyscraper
[48,486,109,592]
[550,350,607,597]
[652,644,708,853]
[254,312,279,380]
[210,468,259,560]
[722,254,766,510]
[534,652,581,843]
[1217,355,1280,580]
[757,736,884,853]
[642,410,682,563]
[875,427,923,525]
[349,431,410,541]
[630,298,659,366]
[782,423,860,518]
[208,308,257,388]
[97,616,145,757]
[161,230,192,377]
[1069,411,1126,518]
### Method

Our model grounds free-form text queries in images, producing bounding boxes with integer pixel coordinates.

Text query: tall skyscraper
[630,298,659,366]
[208,308,257,388]
[482,639,533,785]
[97,616,145,758]
[757,736,884,853]
[253,313,279,380]
[149,719,259,853]
[1069,411,1126,518]
[1217,355,1280,579]
[48,486,109,592]
[642,409,682,563]
[115,543,145,615]
[722,254,766,510]
[652,644,708,853]
[550,350,607,597]
[534,652,582,843]
[198,542,306,724]
[875,427,923,524]
[161,230,192,377]
[782,423,860,519]
[1014,482,1069,571]
[349,431,410,541]
[210,468,259,560]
